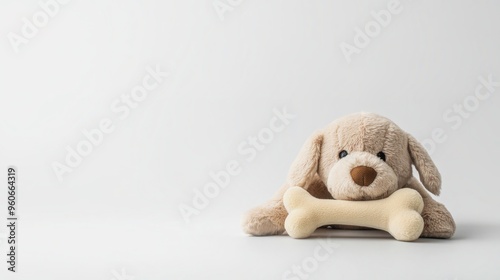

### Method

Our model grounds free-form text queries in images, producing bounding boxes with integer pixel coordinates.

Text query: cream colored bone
[283,187,425,241]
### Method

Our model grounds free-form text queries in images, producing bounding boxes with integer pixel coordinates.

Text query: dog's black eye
[339,150,348,159]
[377,151,386,161]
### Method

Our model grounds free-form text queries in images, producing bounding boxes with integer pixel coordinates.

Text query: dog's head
[287,113,441,201]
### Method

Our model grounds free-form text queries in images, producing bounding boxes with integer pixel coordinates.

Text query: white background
[1,0,499,279]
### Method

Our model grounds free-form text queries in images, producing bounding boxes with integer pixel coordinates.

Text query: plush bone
[283,187,425,241]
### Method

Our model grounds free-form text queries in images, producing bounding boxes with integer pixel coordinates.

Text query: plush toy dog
[242,113,455,239]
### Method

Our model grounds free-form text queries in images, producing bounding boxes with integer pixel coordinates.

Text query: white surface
[1,0,500,279]
[9,219,500,279]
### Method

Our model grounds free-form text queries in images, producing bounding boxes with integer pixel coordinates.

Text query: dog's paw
[420,198,456,239]
[242,203,287,236]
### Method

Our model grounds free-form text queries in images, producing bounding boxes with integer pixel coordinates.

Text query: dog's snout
[350,166,377,186]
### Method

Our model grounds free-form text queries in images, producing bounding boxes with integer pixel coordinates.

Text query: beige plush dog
[242,113,455,238]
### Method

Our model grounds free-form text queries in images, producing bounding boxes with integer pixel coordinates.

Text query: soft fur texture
[284,187,424,241]
[242,113,456,239]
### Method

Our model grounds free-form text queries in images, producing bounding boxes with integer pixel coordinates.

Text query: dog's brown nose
[350,166,377,186]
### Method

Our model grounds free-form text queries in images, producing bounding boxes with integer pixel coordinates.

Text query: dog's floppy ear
[287,131,323,187]
[407,134,441,195]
